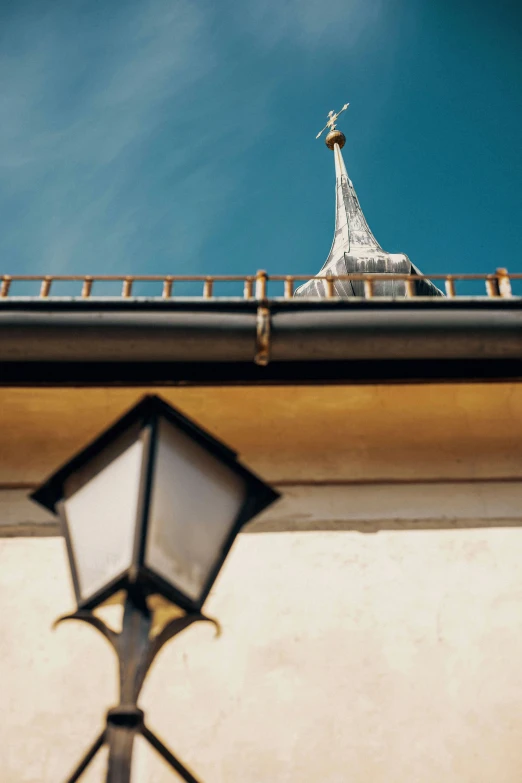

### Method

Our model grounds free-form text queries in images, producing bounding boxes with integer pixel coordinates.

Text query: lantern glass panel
[63,437,144,600]
[145,417,246,602]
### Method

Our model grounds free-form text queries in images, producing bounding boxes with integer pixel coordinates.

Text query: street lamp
[31,394,279,783]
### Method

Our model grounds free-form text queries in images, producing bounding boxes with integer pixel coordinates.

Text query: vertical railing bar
[326,276,335,298]
[82,277,93,298]
[255,270,267,300]
[40,277,52,298]
[244,277,254,299]
[497,268,512,298]
[445,277,456,298]
[162,278,173,298]
[485,276,500,298]
[364,277,374,299]
[284,277,294,299]
[203,278,213,298]
[122,278,133,298]
[404,278,415,298]
[1,276,12,298]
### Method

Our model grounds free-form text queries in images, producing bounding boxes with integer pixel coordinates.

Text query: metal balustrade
[0,268,519,300]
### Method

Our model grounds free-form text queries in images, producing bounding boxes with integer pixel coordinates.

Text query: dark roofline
[1,297,522,386]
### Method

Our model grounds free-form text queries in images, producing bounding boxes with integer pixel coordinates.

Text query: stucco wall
[3,523,522,782]
[3,383,522,780]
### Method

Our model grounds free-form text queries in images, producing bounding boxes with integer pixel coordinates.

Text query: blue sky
[0,0,521,293]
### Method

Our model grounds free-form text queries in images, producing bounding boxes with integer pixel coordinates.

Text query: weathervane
[316,103,349,140]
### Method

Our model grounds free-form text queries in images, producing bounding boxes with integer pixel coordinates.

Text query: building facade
[1,119,522,782]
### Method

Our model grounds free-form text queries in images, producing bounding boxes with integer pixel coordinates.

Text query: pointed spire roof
[329,141,383,257]
[296,107,441,297]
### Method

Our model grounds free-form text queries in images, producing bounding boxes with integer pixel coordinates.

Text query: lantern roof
[31,394,275,515]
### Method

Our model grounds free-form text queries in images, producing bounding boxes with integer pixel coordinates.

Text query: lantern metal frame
[53,589,218,783]
[31,395,280,783]
[32,394,279,613]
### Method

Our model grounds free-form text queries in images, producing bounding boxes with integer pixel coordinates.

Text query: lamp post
[31,395,279,783]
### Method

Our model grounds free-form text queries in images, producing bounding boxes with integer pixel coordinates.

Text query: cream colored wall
[3,383,522,781]
[3,523,522,783]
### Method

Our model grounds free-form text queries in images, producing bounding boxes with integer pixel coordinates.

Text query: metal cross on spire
[316,103,349,139]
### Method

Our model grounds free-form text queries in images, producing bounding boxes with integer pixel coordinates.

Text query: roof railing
[0,268,517,300]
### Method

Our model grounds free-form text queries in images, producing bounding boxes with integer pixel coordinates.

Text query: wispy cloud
[237,0,385,49]
[0,0,383,276]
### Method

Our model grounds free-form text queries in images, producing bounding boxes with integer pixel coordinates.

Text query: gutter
[1,298,522,384]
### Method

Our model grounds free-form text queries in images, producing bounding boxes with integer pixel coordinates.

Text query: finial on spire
[316,103,349,150]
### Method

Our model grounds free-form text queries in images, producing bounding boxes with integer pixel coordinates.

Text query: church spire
[295,105,441,297]
[330,132,382,256]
